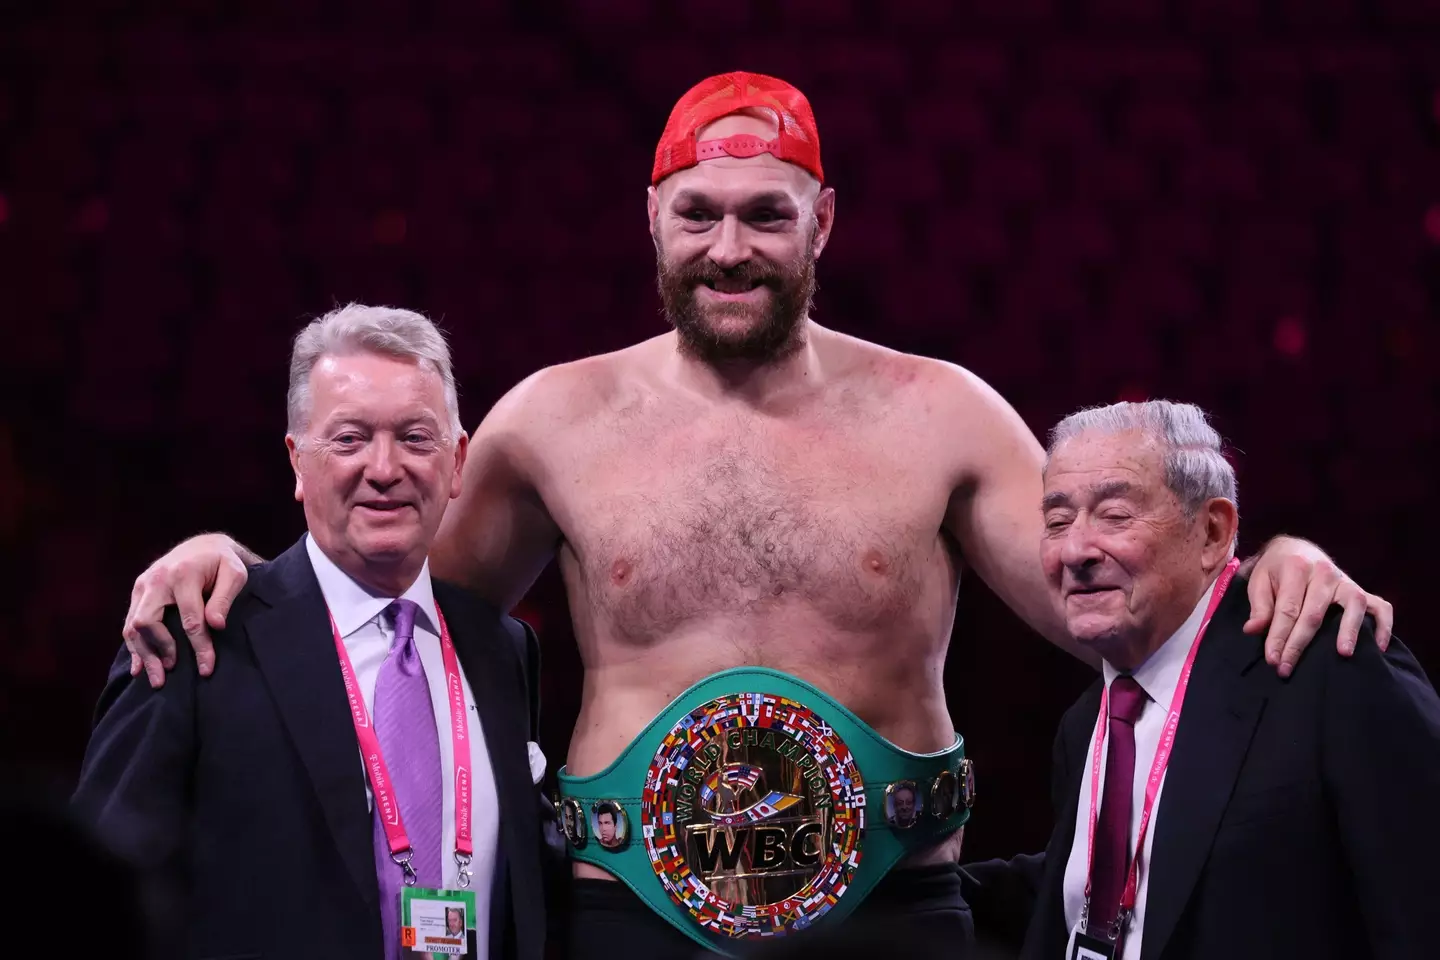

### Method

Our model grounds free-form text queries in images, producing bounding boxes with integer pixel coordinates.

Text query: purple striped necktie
[371,598,443,960]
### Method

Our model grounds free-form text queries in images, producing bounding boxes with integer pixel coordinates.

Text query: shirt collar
[1102,575,1219,710]
[304,533,438,640]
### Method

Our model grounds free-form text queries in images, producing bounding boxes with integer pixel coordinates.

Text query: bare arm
[937,366,1097,666]
[430,370,564,611]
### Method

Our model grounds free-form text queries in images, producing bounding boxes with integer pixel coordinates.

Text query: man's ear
[811,186,836,259]
[449,432,469,500]
[1201,497,1240,570]
[647,186,660,244]
[285,434,304,502]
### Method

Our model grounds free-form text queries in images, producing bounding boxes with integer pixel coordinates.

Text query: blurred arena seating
[1,0,1434,863]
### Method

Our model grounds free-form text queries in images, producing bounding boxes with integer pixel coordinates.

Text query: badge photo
[400,887,476,957]
[884,779,922,828]
[561,797,587,848]
[590,800,629,851]
[1070,930,1118,960]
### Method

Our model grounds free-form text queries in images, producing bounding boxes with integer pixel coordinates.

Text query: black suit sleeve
[503,616,543,742]
[1050,704,1078,821]
[502,616,569,935]
[1322,621,1440,957]
[959,718,1075,948]
[72,609,197,880]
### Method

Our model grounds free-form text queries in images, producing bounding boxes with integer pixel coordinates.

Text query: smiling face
[892,785,916,822]
[1040,430,1236,669]
[648,109,834,365]
[286,351,467,594]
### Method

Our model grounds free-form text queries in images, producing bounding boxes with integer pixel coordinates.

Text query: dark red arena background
[2,0,1435,889]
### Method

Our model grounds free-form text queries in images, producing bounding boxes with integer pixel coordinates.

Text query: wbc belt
[555,667,975,955]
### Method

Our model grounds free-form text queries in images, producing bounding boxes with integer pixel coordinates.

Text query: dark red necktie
[1088,675,1149,942]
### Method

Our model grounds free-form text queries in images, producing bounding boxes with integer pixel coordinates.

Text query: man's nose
[707,216,751,269]
[363,435,403,488]
[1058,517,1105,571]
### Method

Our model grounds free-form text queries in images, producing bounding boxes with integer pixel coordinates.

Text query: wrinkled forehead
[309,353,448,417]
[1043,431,1165,494]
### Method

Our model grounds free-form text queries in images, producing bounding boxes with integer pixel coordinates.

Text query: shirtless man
[120,73,1390,957]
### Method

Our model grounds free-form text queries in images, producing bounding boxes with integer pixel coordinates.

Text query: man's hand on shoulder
[123,533,255,688]
[1241,536,1394,677]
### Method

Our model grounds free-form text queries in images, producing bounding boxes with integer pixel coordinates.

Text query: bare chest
[553,413,958,643]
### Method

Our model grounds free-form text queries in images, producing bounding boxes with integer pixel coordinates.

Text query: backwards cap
[651,71,824,186]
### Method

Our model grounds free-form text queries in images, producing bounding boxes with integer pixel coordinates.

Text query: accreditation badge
[400,887,477,957]
[1070,929,1118,960]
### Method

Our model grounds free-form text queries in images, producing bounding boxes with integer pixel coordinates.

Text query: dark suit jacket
[964,585,1440,960]
[73,537,550,960]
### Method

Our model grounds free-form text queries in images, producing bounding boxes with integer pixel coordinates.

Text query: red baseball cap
[651,71,824,186]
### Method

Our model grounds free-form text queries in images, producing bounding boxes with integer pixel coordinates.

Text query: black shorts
[559,864,976,960]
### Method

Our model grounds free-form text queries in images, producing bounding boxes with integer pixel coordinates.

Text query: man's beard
[656,243,816,365]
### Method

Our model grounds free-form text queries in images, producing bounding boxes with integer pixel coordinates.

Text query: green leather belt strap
[556,667,974,956]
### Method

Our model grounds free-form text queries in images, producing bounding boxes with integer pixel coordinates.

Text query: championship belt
[555,667,975,955]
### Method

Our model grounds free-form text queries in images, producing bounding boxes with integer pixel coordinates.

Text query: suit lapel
[1032,774,1084,958]
[1023,683,1101,960]
[438,586,540,957]
[1140,588,1268,960]
[247,539,380,907]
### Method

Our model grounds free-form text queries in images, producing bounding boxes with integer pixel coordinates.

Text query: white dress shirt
[1062,579,1218,960]
[306,535,499,955]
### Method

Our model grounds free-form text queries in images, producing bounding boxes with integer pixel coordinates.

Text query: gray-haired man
[963,400,1440,960]
[73,304,550,960]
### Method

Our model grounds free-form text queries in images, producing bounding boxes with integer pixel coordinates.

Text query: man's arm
[934,361,1391,669]
[937,364,1091,663]
[74,609,198,878]
[1322,620,1440,956]
[430,369,563,612]
[959,704,1078,948]
[504,615,570,917]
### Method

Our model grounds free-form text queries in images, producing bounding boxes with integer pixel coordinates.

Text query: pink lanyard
[329,604,475,888]
[1082,558,1239,933]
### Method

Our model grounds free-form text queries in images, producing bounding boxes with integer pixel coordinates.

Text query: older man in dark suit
[963,399,1440,960]
[74,304,554,960]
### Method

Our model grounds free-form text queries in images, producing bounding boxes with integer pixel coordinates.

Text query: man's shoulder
[1304,606,1400,682]
[823,328,986,396]
[489,340,658,433]
[1211,582,1393,692]
[238,537,318,612]
[165,544,309,648]
[821,330,1028,438]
